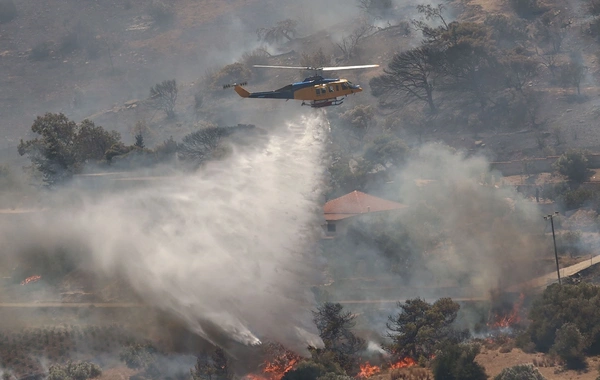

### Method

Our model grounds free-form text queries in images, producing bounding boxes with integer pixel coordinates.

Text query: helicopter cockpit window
[341,83,348,90]
[328,86,334,92]
[336,85,340,91]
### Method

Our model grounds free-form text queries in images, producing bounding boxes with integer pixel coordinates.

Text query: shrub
[494,364,546,380]
[509,0,545,18]
[119,344,156,369]
[210,62,252,92]
[47,361,101,380]
[431,343,487,380]
[149,79,178,119]
[0,0,16,24]
[282,361,328,380]
[553,150,590,183]
[588,0,600,16]
[148,0,175,26]
[527,283,600,353]
[551,323,587,370]
[29,41,52,61]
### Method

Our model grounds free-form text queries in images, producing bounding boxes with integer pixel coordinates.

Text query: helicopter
[223,64,379,108]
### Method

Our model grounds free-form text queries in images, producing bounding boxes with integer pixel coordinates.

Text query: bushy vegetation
[47,361,101,380]
[494,364,546,380]
[312,302,365,375]
[17,113,121,185]
[28,41,52,61]
[521,283,600,363]
[0,0,17,23]
[0,325,144,378]
[431,343,487,380]
[385,298,467,361]
[551,323,587,369]
[209,63,252,92]
[553,150,590,183]
[147,0,175,26]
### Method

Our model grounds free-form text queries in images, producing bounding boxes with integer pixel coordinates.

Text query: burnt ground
[566,261,600,284]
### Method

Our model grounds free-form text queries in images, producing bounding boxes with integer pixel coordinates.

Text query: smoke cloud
[1,114,330,355]
[323,143,548,326]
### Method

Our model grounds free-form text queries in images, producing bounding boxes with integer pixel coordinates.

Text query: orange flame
[243,345,300,380]
[390,357,417,369]
[20,275,41,285]
[357,362,381,378]
[488,293,525,328]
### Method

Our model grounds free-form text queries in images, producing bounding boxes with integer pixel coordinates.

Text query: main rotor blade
[320,65,380,71]
[253,65,314,70]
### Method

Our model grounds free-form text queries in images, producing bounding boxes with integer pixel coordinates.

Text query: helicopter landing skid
[302,98,345,108]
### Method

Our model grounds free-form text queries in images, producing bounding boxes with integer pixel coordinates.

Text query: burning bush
[493,364,546,380]
[525,283,600,354]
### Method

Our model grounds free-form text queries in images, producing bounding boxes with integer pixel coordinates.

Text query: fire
[390,357,417,369]
[357,362,381,378]
[488,293,525,329]
[243,344,300,380]
[20,275,41,285]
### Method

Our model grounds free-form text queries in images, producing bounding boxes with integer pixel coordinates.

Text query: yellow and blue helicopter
[224,64,379,108]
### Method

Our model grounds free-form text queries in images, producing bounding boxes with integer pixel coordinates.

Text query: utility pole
[544,212,561,285]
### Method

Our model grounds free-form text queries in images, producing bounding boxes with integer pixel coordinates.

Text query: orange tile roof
[324,191,407,221]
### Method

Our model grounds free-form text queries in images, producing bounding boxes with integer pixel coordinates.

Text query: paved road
[507,254,600,292]
[0,257,596,309]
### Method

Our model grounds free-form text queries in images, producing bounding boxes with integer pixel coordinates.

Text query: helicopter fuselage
[234,76,363,108]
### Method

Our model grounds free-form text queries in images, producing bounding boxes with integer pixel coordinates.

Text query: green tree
[431,343,487,380]
[339,105,375,140]
[74,119,121,162]
[494,364,546,380]
[504,52,540,93]
[437,23,504,109]
[364,135,409,168]
[312,303,365,375]
[18,114,121,184]
[551,323,587,370]
[134,133,145,149]
[18,113,79,185]
[526,283,600,353]
[149,79,178,119]
[384,298,462,360]
[557,61,587,95]
[369,47,440,112]
[553,150,589,183]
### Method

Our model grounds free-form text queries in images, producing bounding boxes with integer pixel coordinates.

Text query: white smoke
[2,114,330,355]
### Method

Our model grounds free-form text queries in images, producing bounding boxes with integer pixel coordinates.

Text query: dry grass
[477,347,600,380]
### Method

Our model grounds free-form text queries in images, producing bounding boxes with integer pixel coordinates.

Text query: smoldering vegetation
[6,0,600,378]
[0,115,330,356]
[322,144,548,299]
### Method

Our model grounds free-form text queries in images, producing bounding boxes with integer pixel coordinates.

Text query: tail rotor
[223,82,248,90]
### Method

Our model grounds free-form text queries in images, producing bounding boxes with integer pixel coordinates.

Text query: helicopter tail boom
[234,85,251,98]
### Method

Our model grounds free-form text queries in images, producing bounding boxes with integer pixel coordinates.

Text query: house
[323,190,407,237]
